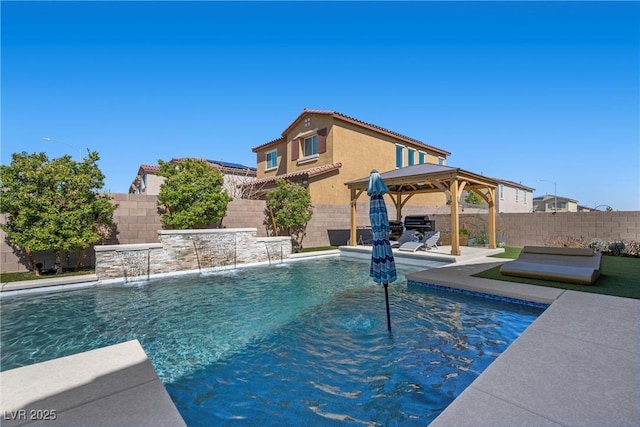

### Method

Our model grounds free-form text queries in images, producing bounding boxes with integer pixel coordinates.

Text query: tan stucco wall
[322,120,447,207]
[256,140,288,178]
[284,115,335,173]
[143,173,164,195]
[254,113,448,207]
[497,185,534,213]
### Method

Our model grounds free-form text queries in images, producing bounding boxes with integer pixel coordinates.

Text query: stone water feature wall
[94,228,292,281]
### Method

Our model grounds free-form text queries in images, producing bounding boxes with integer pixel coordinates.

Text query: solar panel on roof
[207,160,256,170]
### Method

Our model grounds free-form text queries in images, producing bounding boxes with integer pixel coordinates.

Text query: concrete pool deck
[413,260,640,427]
[1,249,638,426]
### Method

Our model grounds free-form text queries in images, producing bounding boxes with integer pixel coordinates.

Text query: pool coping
[0,251,342,299]
[0,340,186,427]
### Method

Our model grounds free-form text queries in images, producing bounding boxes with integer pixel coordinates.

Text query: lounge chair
[398,231,440,252]
[390,230,416,248]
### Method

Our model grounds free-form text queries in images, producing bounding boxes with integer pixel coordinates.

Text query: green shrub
[543,236,639,258]
[609,241,625,257]
[589,238,608,252]
[623,241,640,257]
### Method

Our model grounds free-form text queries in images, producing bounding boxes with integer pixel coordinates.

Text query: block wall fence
[2,193,639,273]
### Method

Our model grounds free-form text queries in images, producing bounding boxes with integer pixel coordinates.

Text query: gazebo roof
[345,163,499,193]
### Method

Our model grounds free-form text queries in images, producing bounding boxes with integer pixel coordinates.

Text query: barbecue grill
[403,214,435,234]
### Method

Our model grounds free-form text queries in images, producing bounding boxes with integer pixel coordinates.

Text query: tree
[0,151,117,274]
[156,158,232,229]
[266,179,313,250]
[465,190,485,206]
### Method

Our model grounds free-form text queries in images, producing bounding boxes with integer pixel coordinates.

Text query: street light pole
[42,137,83,160]
[539,179,557,214]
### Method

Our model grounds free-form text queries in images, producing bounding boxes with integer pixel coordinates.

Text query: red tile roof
[139,164,160,173]
[252,136,286,152]
[241,162,342,187]
[252,109,450,156]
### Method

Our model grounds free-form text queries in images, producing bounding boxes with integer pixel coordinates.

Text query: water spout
[264,241,272,265]
[116,249,150,283]
[192,234,237,273]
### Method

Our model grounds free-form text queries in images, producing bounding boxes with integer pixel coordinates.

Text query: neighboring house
[129,159,257,199]
[246,109,451,205]
[459,179,534,213]
[494,179,535,213]
[533,194,578,213]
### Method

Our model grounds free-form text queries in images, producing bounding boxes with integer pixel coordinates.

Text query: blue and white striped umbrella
[368,171,397,284]
[368,170,396,331]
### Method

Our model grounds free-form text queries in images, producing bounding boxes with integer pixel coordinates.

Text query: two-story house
[130,159,256,199]
[457,178,535,213]
[495,179,535,213]
[533,194,578,213]
[247,109,451,206]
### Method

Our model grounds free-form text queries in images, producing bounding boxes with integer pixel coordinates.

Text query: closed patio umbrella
[368,170,397,331]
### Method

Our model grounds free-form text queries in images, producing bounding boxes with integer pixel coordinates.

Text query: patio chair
[390,230,417,248]
[398,231,440,252]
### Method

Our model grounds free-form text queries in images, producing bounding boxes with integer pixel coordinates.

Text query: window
[559,202,567,209]
[499,185,504,200]
[418,151,426,164]
[515,188,519,202]
[524,192,527,203]
[395,145,404,168]
[293,128,326,163]
[265,150,277,170]
[408,148,415,166]
[547,202,554,210]
[303,135,317,157]
[438,157,445,165]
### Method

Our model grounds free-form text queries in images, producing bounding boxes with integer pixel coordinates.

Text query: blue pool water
[1,257,545,426]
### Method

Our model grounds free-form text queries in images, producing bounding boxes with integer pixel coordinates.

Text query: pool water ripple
[1,258,544,426]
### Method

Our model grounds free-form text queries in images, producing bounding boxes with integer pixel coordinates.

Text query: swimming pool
[1,257,545,426]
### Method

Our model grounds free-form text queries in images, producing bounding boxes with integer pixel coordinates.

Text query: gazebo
[344,164,499,256]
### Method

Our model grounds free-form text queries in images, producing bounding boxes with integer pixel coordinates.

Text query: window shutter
[291,138,299,160]
[317,128,327,154]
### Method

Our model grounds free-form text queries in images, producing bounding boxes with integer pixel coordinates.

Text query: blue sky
[2,1,638,210]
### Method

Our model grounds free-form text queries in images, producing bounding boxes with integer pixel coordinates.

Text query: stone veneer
[94,228,292,281]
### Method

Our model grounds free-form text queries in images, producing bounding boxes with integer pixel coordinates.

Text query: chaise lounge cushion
[500,246,602,285]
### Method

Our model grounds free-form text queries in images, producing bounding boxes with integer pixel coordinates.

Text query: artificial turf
[473,252,640,299]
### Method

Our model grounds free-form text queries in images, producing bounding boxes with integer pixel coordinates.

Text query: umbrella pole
[384,283,392,332]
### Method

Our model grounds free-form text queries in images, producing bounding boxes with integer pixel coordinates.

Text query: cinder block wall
[499,211,640,247]
[221,199,270,236]
[1,196,272,273]
[2,193,639,273]
[107,193,164,244]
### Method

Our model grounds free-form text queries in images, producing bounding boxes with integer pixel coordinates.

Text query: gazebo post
[450,179,461,255]
[488,187,497,249]
[350,189,358,246]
